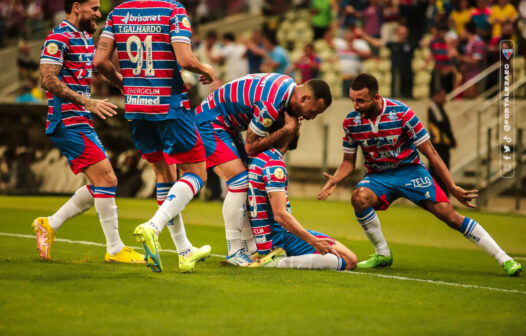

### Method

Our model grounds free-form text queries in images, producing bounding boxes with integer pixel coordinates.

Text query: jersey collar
[284,83,296,108]
[62,20,81,33]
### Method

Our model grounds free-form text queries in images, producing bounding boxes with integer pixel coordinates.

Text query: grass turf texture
[0,195,525,336]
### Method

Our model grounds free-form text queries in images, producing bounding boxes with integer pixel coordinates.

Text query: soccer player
[194,74,332,266]
[33,0,144,263]
[318,73,523,276]
[94,0,214,272]
[247,122,357,270]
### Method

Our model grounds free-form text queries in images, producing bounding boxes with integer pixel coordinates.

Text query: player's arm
[172,42,214,84]
[417,140,478,208]
[94,37,123,93]
[268,190,339,256]
[245,111,299,157]
[318,152,357,200]
[40,63,117,119]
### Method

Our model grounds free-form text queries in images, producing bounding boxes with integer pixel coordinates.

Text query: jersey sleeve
[342,118,358,154]
[40,33,69,65]
[170,4,192,44]
[262,160,288,193]
[249,100,280,137]
[100,10,115,40]
[402,108,430,147]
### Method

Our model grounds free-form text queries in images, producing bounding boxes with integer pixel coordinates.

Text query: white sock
[241,216,257,255]
[223,171,249,255]
[48,185,94,231]
[167,214,193,256]
[277,253,342,270]
[92,186,124,255]
[355,208,390,257]
[149,174,203,234]
[460,217,512,266]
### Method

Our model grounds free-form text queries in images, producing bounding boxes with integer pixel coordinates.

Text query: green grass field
[0,195,525,336]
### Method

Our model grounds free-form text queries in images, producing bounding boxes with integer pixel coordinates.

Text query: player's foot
[249,248,287,268]
[503,259,523,276]
[250,252,260,261]
[226,249,254,267]
[357,254,393,269]
[133,223,162,272]
[31,217,55,260]
[104,246,146,264]
[179,245,211,273]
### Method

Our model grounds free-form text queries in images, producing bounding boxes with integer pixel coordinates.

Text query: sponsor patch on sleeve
[46,43,59,55]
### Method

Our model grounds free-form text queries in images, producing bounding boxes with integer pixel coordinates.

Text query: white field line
[2,232,525,295]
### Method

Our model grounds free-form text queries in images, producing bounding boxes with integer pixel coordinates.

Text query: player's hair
[223,32,235,42]
[351,73,379,97]
[304,79,332,107]
[64,0,90,14]
[464,21,477,35]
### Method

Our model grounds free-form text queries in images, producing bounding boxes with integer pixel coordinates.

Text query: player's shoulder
[343,110,360,126]
[384,97,411,113]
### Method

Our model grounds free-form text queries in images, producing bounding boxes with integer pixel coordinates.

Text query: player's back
[248,148,290,254]
[195,73,296,132]
[101,0,191,121]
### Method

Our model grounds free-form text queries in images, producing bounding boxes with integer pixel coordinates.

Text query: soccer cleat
[226,249,254,267]
[31,217,55,260]
[357,254,393,269]
[503,259,523,276]
[104,246,146,264]
[248,247,287,268]
[178,245,211,273]
[133,223,162,272]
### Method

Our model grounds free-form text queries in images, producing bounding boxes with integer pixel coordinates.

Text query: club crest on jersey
[182,17,191,28]
[46,43,59,55]
[263,118,273,128]
[274,168,285,180]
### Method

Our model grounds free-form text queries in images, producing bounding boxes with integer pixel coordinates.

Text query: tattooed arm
[94,37,123,92]
[244,112,299,157]
[40,63,118,120]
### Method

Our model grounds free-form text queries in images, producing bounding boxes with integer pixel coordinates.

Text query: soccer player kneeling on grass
[247,117,357,270]
[32,0,144,264]
[318,73,522,276]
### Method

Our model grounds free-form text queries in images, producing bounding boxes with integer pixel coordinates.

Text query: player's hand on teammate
[284,110,301,134]
[450,185,478,208]
[199,64,215,84]
[311,237,340,257]
[318,172,337,200]
[85,99,118,120]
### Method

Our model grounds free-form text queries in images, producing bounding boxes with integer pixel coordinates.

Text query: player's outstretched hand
[311,237,340,258]
[451,185,478,208]
[85,99,118,120]
[318,172,336,200]
[199,64,215,84]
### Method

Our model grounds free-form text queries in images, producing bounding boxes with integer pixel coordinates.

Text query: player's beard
[79,16,97,34]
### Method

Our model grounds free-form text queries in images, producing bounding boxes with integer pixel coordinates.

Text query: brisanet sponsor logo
[122,12,162,25]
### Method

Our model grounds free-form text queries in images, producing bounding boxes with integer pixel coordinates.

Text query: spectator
[449,0,474,36]
[381,0,400,43]
[427,23,455,93]
[311,0,334,40]
[453,21,487,98]
[261,34,290,74]
[194,30,222,98]
[489,0,518,39]
[427,88,456,196]
[487,20,514,90]
[26,0,45,37]
[362,0,382,57]
[361,25,419,98]
[470,0,492,41]
[242,30,266,73]
[333,28,371,96]
[7,0,26,38]
[17,40,38,82]
[218,32,248,82]
[293,43,321,83]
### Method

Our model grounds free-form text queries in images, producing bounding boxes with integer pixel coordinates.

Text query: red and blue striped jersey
[195,73,296,134]
[101,0,192,121]
[429,38,452,70]
[248,148,291,255]
[342,97,430,173]
[40,20,94,134]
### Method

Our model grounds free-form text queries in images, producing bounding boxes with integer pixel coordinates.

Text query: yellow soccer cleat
[134,223,162,272]
[105,246,146,264]
[248,247,287,268]
[178,245,211,273]
[31,217,55,260]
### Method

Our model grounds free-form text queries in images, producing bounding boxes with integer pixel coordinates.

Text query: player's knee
[343,253,358,270]
[351,189,372,211]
